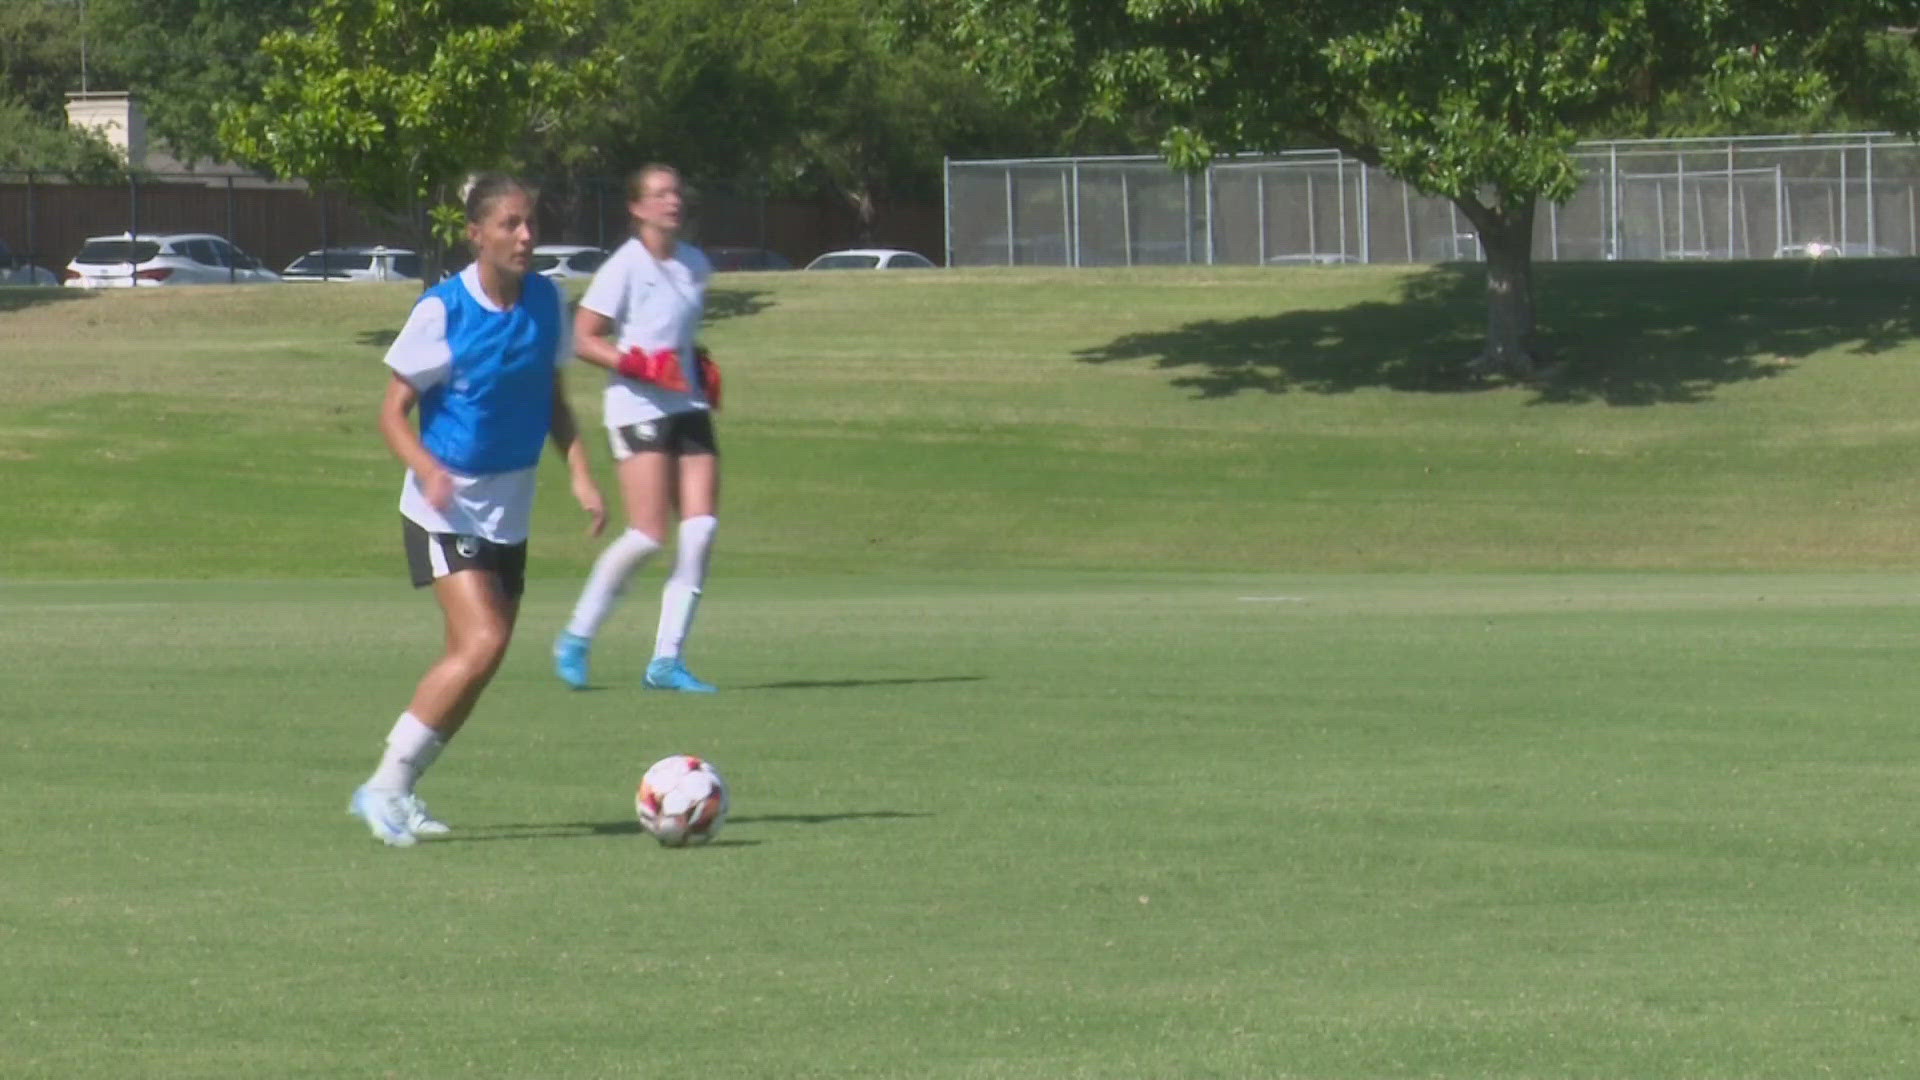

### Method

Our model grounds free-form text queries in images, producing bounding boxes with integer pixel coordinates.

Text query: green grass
[6,259,1920,578]
[8,574,1920,1077]
[6,264,1920,1077]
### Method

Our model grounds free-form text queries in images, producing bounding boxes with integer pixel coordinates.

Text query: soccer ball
[635,754,729,847]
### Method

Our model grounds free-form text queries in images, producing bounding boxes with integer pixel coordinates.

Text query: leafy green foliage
[218,0,614,264]
[944,0,1920,374]
[88,0,308,165]
[0,0,96,119]
[0,92,125,178]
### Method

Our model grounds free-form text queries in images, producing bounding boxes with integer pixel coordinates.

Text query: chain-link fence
[946,133,1920,268]
[0,173,944,283]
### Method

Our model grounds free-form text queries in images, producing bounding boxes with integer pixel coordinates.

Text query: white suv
[282,246,422,283]
[64,232,281,287]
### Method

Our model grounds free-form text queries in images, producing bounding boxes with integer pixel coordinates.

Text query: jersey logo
[454,536,480,559]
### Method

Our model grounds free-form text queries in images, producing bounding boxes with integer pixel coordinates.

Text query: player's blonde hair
[625,163,679,204]
[462,172,536,224]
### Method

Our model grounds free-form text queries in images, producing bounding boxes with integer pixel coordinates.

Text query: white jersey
[384,264,573,544]
[578,237,713,426]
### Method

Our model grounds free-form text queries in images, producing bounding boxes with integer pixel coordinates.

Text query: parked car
[1264,252,1364,266]
[804,248,937,270]
[532,244,609,280]
[64,232,280,287]
[1774,241,1899,259]
[706,245,793,272]
[282,245,421,283]
[0,238,58,285]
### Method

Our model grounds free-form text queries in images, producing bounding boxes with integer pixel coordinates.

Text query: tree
[946,1,1920,378]
[0,92,125,178]
[218,0,611,281]
[764,0,1065,239]
[90,0,309,165]
[0,0,95,119]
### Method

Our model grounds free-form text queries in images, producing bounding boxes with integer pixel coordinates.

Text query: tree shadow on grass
[1075,259,1920,406]
[706,286,773,324]
[0,286,90,315]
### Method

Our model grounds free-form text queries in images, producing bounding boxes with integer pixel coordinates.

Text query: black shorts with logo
[609,410,719,460]
[402,518,529,599]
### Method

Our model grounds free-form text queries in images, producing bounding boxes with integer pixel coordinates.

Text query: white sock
[654,515,717,660]
[367,712,445,794]
[566,527,662,639]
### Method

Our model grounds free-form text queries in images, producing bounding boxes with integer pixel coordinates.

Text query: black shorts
[609,410,719,460]
[402,519,529,599]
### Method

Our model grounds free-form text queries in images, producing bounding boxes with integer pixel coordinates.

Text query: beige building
[63,91,297,186]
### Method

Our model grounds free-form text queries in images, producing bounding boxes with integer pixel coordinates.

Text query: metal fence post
[1256,170,1267,265]
[319,187,331,282]
[1071,161,1081,267]
[1359,162,1370,263]
[1867,134,1876,252]
[1203,164,1215,265]
[1121,171,1132,266]
[25,171,37,273]
[943,156,953,267]
[128,172,139,241]
[1727,144,1737,258]
[226,176,237,283]
[1609,143,1619,259]
[1307,173,1318,254]
[1841,150,1849,245]
[1336,155,1348,261]
[1004,168,1015,266]
[1676,154,1687,257]
[1402,179,1414,261]
[1183,172,1194,263]
[1776,165,1786,255]
[1060,168,1072,267]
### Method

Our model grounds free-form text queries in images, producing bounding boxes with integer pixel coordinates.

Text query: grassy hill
[4,258,1919,579]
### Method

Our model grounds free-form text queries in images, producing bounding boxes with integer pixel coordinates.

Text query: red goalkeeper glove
[696,347,721,410]
[615,347,689,392]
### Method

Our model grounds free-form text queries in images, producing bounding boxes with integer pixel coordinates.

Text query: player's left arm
[548,371,606,537]
[547,296,606,536]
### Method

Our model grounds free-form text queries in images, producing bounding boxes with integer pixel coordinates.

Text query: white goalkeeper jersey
[579,237,712,426]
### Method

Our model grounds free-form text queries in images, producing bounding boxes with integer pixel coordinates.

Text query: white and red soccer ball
[635,754,729,847]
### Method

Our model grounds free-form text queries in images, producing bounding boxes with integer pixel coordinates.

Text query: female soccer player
[552,164,721,693]
[350,173,606,847]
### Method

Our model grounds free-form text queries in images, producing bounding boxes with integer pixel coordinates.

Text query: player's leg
[647,416,720,693]
[354,531,519,845]
[554,426,672,687]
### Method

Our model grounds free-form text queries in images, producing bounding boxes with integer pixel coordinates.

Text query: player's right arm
[379,296,455,508]
[378,376,453,509]
[572,304,625,373]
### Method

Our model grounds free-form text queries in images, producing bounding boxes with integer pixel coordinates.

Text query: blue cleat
[644,656,717,693]
[553,632,591,689]
[348,785,417,847]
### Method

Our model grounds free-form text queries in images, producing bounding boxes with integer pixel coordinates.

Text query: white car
[804,248,938,270]
[282,245,422,283]
[0,239,58,285]
[64,232,281,287]
[532,244,609,280]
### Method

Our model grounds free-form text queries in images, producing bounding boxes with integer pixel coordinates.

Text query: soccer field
[6,263,1920,1076]
[7,572,1920,1077]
